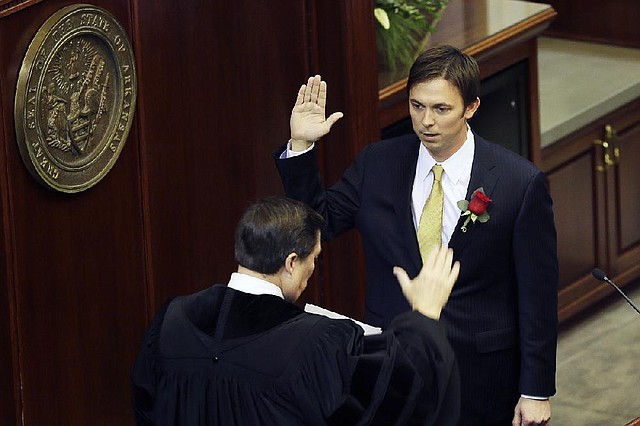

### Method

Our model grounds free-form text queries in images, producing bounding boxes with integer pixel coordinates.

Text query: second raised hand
[393,245,460,320]
[290,75,344,151]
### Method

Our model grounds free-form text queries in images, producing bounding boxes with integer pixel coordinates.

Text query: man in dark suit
[274,46,558,425]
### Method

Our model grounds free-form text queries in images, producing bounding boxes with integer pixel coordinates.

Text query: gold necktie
[418,164,444,262]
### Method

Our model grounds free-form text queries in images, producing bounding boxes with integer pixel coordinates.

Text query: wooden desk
[378,0,556,165]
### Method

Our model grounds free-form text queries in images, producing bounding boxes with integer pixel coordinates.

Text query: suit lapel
[449,136,499,257]
[393,137,422,272]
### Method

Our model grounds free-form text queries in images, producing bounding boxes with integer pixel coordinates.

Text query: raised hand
[393,245,460,320]
[290,75,344,151]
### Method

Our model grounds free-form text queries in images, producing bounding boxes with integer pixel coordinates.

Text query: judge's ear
[284,252,299,275]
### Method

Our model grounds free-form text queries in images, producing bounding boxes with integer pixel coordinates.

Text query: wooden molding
[0,0,43,18]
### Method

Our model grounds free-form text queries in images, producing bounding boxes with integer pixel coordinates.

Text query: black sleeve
[328,311,460,426]
[131,303,171,426]
[273,144,363,239]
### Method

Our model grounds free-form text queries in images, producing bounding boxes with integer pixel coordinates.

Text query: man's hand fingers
[442,246,457,286]
[512,411,522,426]
[304,76,315,103]
[418,245,458,291]
[294,84,306,107]
[423,244,450,274]
[326,112,344,128]
[309,75,321,103]
[422,244,439,271]
[318,81,328,108]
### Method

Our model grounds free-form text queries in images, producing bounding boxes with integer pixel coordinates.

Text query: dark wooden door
[543,128,607,321]
[605,103,640,281]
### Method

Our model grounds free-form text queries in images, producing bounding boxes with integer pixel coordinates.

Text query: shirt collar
[227,272,284,299]
[416,126,475,184]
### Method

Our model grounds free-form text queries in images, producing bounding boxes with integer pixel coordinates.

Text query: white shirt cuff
[521,394,549,400]
[280,139,315,159]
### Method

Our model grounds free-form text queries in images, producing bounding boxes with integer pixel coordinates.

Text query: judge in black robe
[132,196,460,425]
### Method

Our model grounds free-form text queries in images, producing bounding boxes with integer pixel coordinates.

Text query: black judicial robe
[132,285,459,425]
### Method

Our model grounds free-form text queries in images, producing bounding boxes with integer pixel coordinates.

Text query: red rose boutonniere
[457,187,491,233]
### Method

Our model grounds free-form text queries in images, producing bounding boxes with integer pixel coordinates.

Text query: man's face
[409,77,479,162]
[282,232,322,303]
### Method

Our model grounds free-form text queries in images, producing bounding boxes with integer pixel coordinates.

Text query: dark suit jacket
[274,134,558,423]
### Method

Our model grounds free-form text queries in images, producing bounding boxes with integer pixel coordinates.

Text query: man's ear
[284,252,298,274]
[464,97,480,120]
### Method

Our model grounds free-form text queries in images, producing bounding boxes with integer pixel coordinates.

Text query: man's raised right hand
[289,75,343,151]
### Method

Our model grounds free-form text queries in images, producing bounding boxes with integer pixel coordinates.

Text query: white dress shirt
[281,141,314,159]
[227,272,284,299]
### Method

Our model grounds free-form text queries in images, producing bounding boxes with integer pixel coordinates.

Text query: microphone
[592,268,640,315]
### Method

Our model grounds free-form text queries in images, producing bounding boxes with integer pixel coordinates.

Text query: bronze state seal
[14,4,137,193]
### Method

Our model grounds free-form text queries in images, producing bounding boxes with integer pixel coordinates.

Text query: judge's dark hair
[234,197,324,275]
[406,45,480,107]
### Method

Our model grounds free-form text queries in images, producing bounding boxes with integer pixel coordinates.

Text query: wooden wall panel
[1,1,147,425]
[1,0,363,424]
[311,0,379,320]
[0,67,18,426]
[133,0,311,313]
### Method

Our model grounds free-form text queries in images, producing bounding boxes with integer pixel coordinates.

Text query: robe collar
[227,272,284,299]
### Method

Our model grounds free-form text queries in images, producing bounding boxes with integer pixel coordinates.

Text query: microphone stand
[592,268,640,315]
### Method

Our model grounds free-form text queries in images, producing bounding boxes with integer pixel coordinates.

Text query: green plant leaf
[375,0,449,70]
[374,8,391,30]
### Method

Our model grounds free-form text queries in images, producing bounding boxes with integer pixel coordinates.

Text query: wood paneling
[133,0,310,314]
[1,1,147,425]
[0,67,18,426]
[542,121,606,323]
[310,0,379,319]
[532,0,640,48]
[1,1,312,425]
[547,153,599,289]
[542,97,640,322]
[607,105,640,280]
